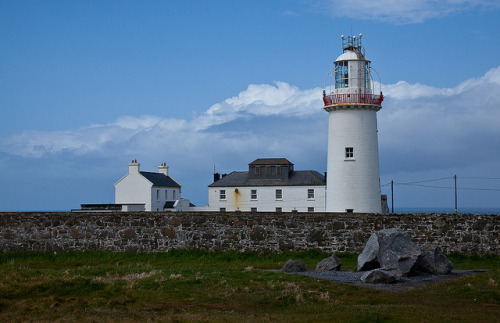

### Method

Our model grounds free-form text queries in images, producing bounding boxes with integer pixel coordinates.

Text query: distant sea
[394,207,500,214]
[2,207,499,214]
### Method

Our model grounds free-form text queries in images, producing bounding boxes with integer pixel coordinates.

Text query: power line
[458,187,500,192]
[396,183,454,189]
[460,176,500,180]
[395,176,453,185]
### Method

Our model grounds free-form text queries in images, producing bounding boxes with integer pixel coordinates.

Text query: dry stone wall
[0,212,498,255]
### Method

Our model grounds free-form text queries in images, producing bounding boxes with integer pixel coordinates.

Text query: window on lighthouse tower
[365,62,371,89]
[345,147,354,159]
[335,61,349,88]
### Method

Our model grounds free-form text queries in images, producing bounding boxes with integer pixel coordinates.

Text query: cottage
[115,160,187,211]
[208,158,326,212]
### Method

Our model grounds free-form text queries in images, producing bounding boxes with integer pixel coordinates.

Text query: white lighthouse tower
[323,34,383,213]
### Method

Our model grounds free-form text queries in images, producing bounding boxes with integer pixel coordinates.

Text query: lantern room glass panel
[335,61,349,88]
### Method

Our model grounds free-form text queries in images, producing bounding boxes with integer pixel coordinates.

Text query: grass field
[0,250,498,322]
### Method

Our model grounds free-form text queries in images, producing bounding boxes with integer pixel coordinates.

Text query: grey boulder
[358,228,422,276]
[281,259,307,272]
[417,244,454,274]
[316,255,342,271]
[360,268,399,284]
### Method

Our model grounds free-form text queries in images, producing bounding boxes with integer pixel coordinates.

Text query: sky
[1,0,500,211]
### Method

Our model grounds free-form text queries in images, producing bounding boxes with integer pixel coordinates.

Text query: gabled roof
[249,158,293,166]
[209,170,325,187]
[140,172,181,188]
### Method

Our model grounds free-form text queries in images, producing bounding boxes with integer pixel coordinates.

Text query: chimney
[214,173,220,182]
[158,162,169,176]
[129,159,140,174]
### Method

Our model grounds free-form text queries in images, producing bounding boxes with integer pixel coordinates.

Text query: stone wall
[0,212,498,255]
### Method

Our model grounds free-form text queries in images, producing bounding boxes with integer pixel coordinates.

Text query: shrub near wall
[0,212,498,255]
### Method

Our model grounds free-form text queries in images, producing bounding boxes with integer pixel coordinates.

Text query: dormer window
[276,165,282,175]
[255,166,260,175]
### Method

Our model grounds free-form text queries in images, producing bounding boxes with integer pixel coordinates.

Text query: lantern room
[323,34,383,108]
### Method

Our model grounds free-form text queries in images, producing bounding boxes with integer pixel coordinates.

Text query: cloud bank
[1,66,500,207]
[322,0,500,24]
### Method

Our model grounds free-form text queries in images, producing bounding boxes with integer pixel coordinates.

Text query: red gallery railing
[323,93,383,106]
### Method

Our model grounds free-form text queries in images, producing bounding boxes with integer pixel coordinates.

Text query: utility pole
[454,175,457,214]
[391,180,394,213]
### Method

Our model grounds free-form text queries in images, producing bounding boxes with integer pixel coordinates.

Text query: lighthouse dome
[335,50,369,62]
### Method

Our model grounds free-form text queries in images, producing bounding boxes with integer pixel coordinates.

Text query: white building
[114,160,188,211]
[208,158,326,212]
[323,34,384,213]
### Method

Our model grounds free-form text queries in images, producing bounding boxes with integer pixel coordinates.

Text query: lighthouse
[323,34,383,213]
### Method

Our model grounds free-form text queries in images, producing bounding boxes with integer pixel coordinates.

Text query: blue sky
[1,0,500,211]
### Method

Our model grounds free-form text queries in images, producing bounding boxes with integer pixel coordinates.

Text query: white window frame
[308,189,315,200]
[308,207,314,212]
[220,189,226,200]
[276,207,282,213]
[275,189,283,200]
[172,190,176,200]
[251,189,257,200]
[251,207,257,212]
[345,147,354,160]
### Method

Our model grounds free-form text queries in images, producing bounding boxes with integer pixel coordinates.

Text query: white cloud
[0,82,323,158]
[2,66,500,179]
[2,66,500,207]
[323,0,500,24]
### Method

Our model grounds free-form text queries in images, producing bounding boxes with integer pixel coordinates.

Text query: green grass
[0,250,498,322]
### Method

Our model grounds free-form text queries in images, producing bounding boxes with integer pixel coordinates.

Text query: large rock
[281,259,307,272]
[417,244,454,274]
[316,255,342,271]
[357,233,380,271]
[360,268,399,284]
[357,228,422,276]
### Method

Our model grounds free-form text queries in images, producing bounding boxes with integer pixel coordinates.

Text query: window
[276,165,282,175]
[335,61,349,88]
[220,190,226,200]
[255,166,260,175]
[308,189,315,199]
[251,189,257,200]
[365,62,371,89]
[251,207,257,212]
[346,209,354,213]
[156,189,160,201]
[308,207,314,212]
[345,147,354,159]
[276,207,282,213]
[165,190,168,200]
[220,207,226,212]
[265,166,270,175]
[173,190,176,200]
[275,189,282,200]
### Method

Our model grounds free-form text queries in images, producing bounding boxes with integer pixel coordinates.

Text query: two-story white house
[115,160,186,211]
[208,158,326,212]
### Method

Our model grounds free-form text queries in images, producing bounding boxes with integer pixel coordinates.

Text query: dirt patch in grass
[283,269,488,291]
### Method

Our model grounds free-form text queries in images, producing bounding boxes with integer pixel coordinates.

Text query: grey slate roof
[249,158,293,165]
[164,201,176,209]
[140,172,181,187]
[209,170,325,187]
